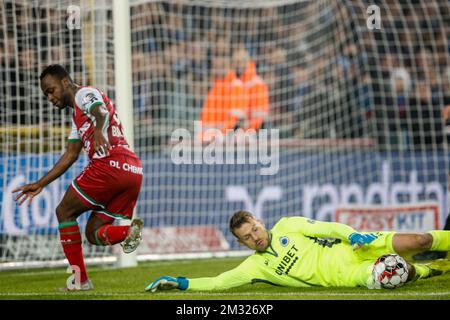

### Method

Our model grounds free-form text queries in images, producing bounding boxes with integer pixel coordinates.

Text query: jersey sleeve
[74,87,105,114]
[67,119,80,142]
[279,216,357,241]
[187,256,260,291]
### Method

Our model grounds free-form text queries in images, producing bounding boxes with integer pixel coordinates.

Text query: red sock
[59,222,88,283]
[95,224,129,246]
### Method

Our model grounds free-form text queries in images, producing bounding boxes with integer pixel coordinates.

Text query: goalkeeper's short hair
[229,210,255,237]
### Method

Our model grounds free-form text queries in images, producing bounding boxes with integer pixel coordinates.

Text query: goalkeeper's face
[234,219,270,252]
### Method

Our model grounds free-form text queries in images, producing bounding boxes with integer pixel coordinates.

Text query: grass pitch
[0,257,449,300]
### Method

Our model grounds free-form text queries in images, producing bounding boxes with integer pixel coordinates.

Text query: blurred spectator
[181,39,209,82]
[374,54,401,148]
[167,40,208,131]
[391,67,412,117]
[131,3,165,52]
[415,48,434,80]
[164,14,187,45]
[261,46,295,137]
[3,0,450,152]
[2,35,21,124]
[18,48,40,124]
[291,64,312,138]
[232,45,269,131]
[442,67,450,144]
[132,49,171,148]
[132,50,152,122]
[198,56,249,143]
[210,35,231,59]
[407,80,444,150]
[18,48,38,71]
[50,44,68,65]
[210,7,233,35]
[391,67,412,147]
[257,7,280,43]
[357,72,374,132]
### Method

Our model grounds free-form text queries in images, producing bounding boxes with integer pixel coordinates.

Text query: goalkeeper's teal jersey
[188,217,378,290]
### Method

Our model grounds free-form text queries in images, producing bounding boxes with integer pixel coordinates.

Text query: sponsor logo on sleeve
[82,92,98,107]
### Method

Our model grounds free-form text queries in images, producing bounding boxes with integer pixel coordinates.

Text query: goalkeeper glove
[144,276,189,292]
[348,232,378,250]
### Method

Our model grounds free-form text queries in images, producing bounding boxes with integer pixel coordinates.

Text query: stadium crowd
[1,0,450,151]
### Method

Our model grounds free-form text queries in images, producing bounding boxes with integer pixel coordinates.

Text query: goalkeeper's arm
[283,216,378,249]
[284,216,356,239]
[145,260,254,292]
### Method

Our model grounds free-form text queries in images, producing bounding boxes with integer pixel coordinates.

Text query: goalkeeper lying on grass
[146,210,450,291]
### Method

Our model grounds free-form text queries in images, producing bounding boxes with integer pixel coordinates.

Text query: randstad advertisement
[1,152,449,242]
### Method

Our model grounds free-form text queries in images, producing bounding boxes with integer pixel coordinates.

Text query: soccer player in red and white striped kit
[13,64,144,291]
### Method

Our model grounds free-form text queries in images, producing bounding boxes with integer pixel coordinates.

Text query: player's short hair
[40,64,73,82]
[229,210,255,237]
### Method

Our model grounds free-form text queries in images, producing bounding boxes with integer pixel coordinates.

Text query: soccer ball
[372,254,409,289]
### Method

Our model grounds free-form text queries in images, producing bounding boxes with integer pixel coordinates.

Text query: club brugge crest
[279,236,289,247]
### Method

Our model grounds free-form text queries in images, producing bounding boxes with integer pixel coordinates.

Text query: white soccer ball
[372,254,409,289]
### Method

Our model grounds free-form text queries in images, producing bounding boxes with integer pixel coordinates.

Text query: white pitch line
[0,291,449,297]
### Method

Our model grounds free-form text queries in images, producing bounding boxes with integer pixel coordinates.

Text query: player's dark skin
[12,74,113,244]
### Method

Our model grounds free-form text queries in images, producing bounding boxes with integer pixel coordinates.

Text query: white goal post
[113,0,138,268]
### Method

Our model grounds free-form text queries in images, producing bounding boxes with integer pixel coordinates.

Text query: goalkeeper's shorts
[70,152,143,222]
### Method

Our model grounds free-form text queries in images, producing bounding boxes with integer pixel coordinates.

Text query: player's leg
[78,153,145,253]
[354,232,449,286]
[100,155,144,253]
[56,187,92,290]
[82,154,144,252]
[392,232,449,277]
[97,186,144,253]
[413,213,450,260]
[408,259,450,282]
[56,186,90,223]
[84,213,131,246]
[392,232,450,257]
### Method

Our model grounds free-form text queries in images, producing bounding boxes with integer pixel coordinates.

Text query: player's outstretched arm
[145,259,255,292]
[284,216,377,249]
[12,140,82,206]
[286,216,356,239]
[145,272,252,293]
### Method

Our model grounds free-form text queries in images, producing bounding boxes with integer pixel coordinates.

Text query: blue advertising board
[1,151,449,248]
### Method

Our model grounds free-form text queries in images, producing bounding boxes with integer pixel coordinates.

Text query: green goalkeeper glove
[144,276,189,292]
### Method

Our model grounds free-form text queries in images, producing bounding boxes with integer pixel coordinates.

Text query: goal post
[112,0,138,268]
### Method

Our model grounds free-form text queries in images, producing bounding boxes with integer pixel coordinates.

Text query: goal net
[1,0,449,269]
